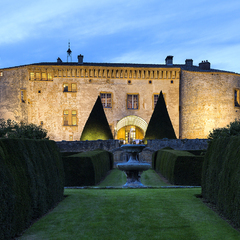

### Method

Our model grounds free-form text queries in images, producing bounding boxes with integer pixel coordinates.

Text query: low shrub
[63,149,113,186]
[153,149,204,185]
[0,119,48,139]
[202,136,240,228]
[0,139,64,240]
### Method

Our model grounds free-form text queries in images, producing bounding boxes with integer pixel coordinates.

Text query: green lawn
[98,168,171,187]
[20,188,240,240]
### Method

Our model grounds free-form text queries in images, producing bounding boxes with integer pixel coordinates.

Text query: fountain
[117,144,151,187]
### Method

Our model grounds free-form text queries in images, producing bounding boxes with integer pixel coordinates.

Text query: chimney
[57,57,62,63]
[185,59,193,66]
[199,60,210,70]
[78,54,84,64]
[165,55,173,65]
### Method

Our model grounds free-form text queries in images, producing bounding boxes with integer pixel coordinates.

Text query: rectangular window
[72,110,77,125]
[30,72,34,80]
[20,90,26,103]
[48,73,53,81]
[101,93,112,108]
[71,83,77,92]
[235,89,240,107]
[153,93,166,108]
[63,110,69,125]
[63,110,77,126]
[63,83,68,92]
[42,73,47,80]
[127,94,138,109]
[36,73,40,81]
[0,71,3,77]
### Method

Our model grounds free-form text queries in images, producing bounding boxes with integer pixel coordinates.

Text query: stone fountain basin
[117,161,151,171]
[120,144,146,153]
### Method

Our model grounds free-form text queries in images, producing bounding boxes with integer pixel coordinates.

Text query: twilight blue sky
[1,0,240,73]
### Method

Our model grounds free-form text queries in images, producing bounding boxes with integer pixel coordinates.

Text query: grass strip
[20,188,240,240]
[98,168,171,187]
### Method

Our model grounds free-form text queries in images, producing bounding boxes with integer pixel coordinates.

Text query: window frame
[20,89,26,103]
[63,83,77,92]
[127,94,139,110]
[100,92,112,108]
[63,110,78,126]
[234,89,240,107]
[153,93,166,109]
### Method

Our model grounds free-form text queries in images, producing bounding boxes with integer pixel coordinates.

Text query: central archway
[116,115,148,143]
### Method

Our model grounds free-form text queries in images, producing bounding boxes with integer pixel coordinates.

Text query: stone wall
[56,139,120,152]
[56,139,209,164]
[180,70,240,139]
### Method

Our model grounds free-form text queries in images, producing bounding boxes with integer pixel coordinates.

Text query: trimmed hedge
[152,149,204,185]
[63,149,113,186]
[202,136,240,228]
[0,139,64,240]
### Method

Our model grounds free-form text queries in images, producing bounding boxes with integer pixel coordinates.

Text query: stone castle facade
[0,55,240,141]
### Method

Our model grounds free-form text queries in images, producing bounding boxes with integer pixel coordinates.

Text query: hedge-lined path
[20,188,240,240]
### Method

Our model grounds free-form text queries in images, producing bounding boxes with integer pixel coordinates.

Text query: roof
[0,61,237,74]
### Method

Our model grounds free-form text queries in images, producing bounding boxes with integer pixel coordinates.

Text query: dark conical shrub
[80,96,113,141]
[144,91,176,143]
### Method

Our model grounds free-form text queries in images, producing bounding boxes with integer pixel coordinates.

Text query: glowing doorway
[116,115,147,143]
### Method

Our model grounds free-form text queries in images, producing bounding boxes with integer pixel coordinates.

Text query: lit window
[71,83,77,92]
[235,89,240,107]
[42,73,47,80]
[30,72,34,80]
[127,94,138,109]
[48,73,53,81]
[101,93,112,108]
[72,110,77,125]
[63,84,68,92]
[63,111,69,125]
[20,90,26,103]
[0,71,3,77]
[36,73,40,81]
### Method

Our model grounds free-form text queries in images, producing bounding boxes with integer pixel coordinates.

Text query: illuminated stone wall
[180,70,240,139]
[0,68,28,122]
[1,63,240,141]
[0,65,180,141]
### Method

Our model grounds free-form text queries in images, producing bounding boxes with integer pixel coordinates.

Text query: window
[63,83,68,92]
[71,83,77,92]
[20,90,26,103]
[72,110,77,125]
[235,89,240,107]
[101,93,112,108]
[30,72,34,80]
[127,94,138,109]
[154,94,159,107]
[63,83,77,92]
[63,111,69,125]
[0,71,3,77]
[36,73,40,81]
[42,73,47,80]
[153,93,166,108]
[63,110,77,126]
[48,73,53,81]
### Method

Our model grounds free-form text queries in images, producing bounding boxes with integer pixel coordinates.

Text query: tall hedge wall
[152,148,204,185]
[202,136,240,228]
[0,139,64,240]
[63,149,113,186]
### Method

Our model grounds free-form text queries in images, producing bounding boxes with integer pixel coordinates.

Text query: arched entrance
[116,115,148,143]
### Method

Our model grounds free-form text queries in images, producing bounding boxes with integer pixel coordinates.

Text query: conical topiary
[80,96,113,141]
[144,91,176,143]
